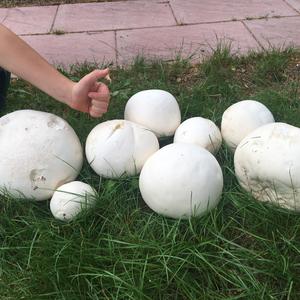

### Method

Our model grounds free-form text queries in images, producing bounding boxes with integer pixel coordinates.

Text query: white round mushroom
[139,143,223,219]
[124,89,181,137]
[174,117,222,154]
[85,119,159,178]
[0,110,83,200]
[221,100,274,152]
[234,122,300,211]
[50,181,97,221]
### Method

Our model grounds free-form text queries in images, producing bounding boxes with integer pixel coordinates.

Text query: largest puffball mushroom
[124,89,181,137]
[221,100,274,152]
[0,110,83,200]
[234,122,300,211]
[139,143,223,219]
[85,120,159,178]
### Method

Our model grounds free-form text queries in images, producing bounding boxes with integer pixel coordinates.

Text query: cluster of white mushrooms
[0,90,299,221]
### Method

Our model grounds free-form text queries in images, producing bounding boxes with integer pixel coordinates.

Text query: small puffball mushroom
[50,181,97,221]
[174,117,222,154]
[124,89,181,137]
[234,122,300,211]
[221,100,274,152]
[0,110,83,200]
[139,143,223,219]
[85,119,159,178]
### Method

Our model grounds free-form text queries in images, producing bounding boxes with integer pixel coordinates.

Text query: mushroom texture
[174,117,222,154]
[50,181,97,221]
[221,100,274,152]
[0,110,83,200]
[124,89,181,137]
[234,122,300,211]
[139,143,223,219]
[85,119,159,178]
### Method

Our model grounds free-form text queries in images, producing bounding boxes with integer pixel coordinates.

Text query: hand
[69,68,110,118]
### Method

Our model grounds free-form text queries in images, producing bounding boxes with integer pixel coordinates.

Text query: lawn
[1,47,300,299]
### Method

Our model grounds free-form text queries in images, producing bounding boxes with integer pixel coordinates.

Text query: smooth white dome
[50,181,97,221]
[86,119,159,178]
[139,143,223,219]
[0,110,83,200]
[124,89,181,137]
[221,100,274,152]
[174,117,222,154]
[235,122,300,211]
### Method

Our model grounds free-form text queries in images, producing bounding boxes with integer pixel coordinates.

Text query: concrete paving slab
[170,0,297,24]
[245,16,300,49]
[21,31,116,69]
[0,8,8,23]
[117,21,261,65]
[2,6,57,35]
[285,0,300,12]
[54,0,176,33]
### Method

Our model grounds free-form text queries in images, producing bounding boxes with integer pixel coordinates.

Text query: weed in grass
[1,47,300,299]
[52,30,66,36]
[251,47,295,84]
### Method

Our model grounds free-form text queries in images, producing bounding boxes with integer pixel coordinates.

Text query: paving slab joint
[2,8,9,23]
[50,5,60,34]
[241,20,265,50]
[283,0,300,14]
[168,1,180,25]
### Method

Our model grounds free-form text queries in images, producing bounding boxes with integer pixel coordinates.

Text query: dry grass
[0,0,126,8]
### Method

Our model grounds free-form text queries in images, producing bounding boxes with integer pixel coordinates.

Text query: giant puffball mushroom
[124,89,181,138]
[85,119,159,178]
[50,181,97,221]
[0,110,83,200]
[221,100,274,152]
[234,122,300,211]
[174,117,222,154]
[139,143,223,219]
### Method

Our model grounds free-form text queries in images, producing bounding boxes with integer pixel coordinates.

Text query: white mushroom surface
[174,117,222,154]
[0,110,83,200]
[221,100,274,152]
[50,181,97,221]
[234,122,300,211]
[139,143,223,219]
[124,89,181,137]
[85,119,159,178]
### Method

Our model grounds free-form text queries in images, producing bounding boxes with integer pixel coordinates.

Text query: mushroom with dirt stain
[234,122,300,211]
[50,181,97,221]
[85,119,159,178]
[0,110,83,200]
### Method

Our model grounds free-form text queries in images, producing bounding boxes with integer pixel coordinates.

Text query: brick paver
[244,16,300,49]
[117,21,261,65]
[22,31,116,68]
[169,0,297,24]
[53,1,176,33]
[2,6,57,35]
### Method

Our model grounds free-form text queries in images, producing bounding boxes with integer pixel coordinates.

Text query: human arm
[0,24,110,117]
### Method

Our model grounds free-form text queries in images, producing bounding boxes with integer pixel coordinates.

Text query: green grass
[1,46,300,299]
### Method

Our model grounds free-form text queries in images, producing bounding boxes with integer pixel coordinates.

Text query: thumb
[81,68,110,84]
